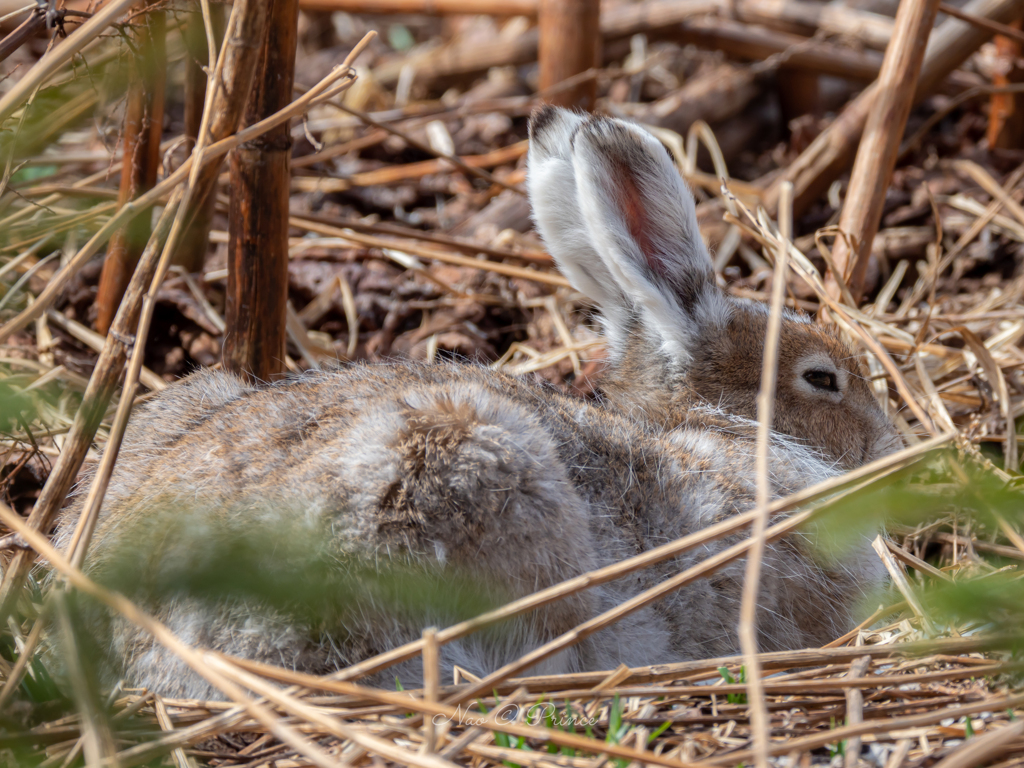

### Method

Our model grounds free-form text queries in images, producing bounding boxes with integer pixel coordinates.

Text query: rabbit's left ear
[571,118,730,363]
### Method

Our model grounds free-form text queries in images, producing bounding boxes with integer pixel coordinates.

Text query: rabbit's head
[527,106,902,470]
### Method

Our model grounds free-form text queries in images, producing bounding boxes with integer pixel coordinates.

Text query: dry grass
[0,2,1023,767]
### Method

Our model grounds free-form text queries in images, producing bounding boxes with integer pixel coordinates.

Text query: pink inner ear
[614,159,665,277]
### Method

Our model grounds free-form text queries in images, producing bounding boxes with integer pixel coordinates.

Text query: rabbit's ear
[527,108,633,340]
[570,115,729,363]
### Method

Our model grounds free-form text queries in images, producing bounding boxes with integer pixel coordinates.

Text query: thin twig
[737,181,792,768]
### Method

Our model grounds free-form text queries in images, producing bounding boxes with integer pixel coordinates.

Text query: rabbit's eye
[803,370,839,392]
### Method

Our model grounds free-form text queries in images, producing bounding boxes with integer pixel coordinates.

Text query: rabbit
[48,106,902,701]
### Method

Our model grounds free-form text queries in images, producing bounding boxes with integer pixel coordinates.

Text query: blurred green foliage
[807,450,1024,641]
[90,508,507,629]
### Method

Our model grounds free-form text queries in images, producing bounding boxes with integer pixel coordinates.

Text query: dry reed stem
[941,325,1017,468]
[422,627,440,754]
[702,690,1024,765]
[291,141,529,191]
[42,310,165,392]
[936,1,1024,43]
[872,534,939,636]
[169,633,1016,701]
[153,696,194,768]
[96,633,1011,767]
[329,103,524,195]
[0,0,137,126]
[64,191,184,571]
[885,537,953,581]
[188,647,1024,767]
[0,608,44,710]
[205,656,698,768]
[842,655,871,768]
[898,161,1024,313]
[173,0,269,268]
[737,180,792,768]
[33,0,235,721]
[288,221,572,288]
[0,31,379,753]
[53,593,120,767]
[763,0,1023,216]
[65,29,375,571]
[203,654,466,768]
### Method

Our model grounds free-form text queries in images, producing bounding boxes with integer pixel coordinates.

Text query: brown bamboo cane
[538,0,600,109]
[94,9,166,335]
[825,0,941,304]
[222,0,299,381]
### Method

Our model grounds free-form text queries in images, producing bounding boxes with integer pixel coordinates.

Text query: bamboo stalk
[223,0,299,382]
[826,0,941,304]
[538,0,600,109]
[94,8,167,335]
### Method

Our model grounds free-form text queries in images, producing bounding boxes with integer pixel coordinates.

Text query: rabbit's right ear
[527,108,632,339]
[528,107,729,364]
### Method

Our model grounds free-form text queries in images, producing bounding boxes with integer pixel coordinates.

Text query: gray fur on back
[52,363,881,700]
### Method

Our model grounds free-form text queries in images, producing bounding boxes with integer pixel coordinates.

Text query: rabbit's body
[58,363,872,699]
[53,107,901,699]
